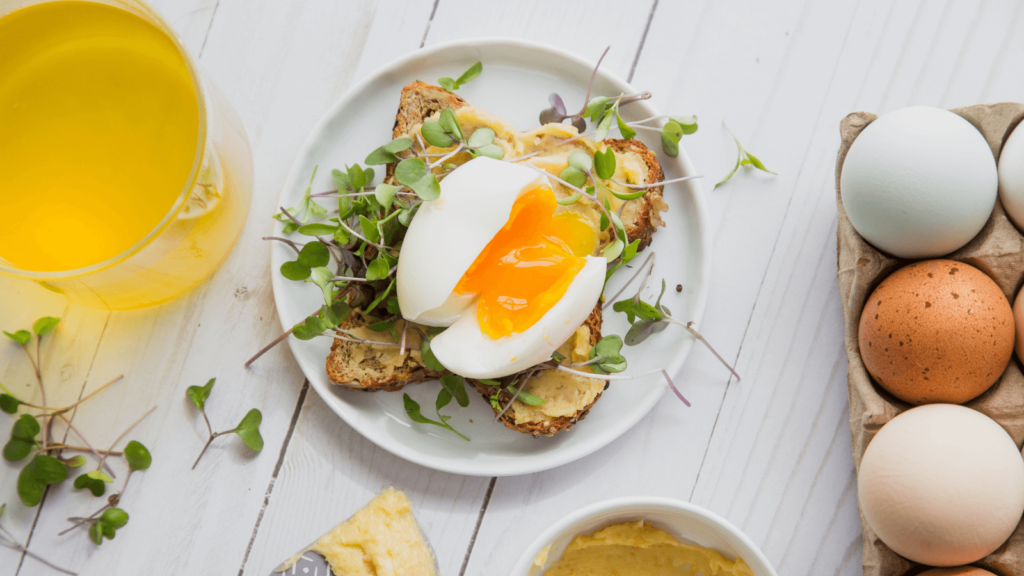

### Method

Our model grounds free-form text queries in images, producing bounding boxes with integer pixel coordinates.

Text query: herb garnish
[715,123,776,189]
[438,61,482,92]
[187,378,264,469]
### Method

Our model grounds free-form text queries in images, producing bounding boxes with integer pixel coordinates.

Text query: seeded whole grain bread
[326,310,443,392]
[326,83,667,435]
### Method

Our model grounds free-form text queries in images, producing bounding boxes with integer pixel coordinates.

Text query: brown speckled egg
[858,259,1014,404]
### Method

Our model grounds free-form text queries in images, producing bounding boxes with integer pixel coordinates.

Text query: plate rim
[272,36,712,476]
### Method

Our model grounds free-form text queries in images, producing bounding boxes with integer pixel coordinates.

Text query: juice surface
[0,1,199,272]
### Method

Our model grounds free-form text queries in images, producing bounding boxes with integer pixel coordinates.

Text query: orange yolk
[455,185,596,339]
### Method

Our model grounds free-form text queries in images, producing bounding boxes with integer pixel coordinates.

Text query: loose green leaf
[661,121,683,158]
[594,148,616,180]
[467,127,496,149]
[437,77,457,91]
[386,296,402,316]
[297,241,330,268]
[3,330,30,346]
[556,192,582,205]
[716,126,775,189]
[297,223,338,237]
[291,314,326,341]
[616,110,636,139]
[439,374,469,408]
[588,335,628,375]
[612,298,663,324]
[32,317,59,337]
[74,473,106,497]
[102,507,129,527]
[395,158,441,201]
[366,255,390,282]
[605,185,646,202]
[86,470,113,483]
[568,151,593,172]
[324,301,351,328]
[375,183,401,207]
[550,351,566,363]
[309,266,334,303]
[0,393,21,414]
[559,166,587,188]
[419,339,446,372]
[234,409,264,452]
[186,378,215,411]
[347,164,367,190]
[280,261,311,281]
[18,454,67,506]
[439,108,464,142]
[124,440,152,471]
[403,394,469,441]
[456,61,483,86]
[474,144,505,160]
[64,455,85,468]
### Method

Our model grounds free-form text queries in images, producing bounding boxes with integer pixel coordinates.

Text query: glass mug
[0,0,252,310]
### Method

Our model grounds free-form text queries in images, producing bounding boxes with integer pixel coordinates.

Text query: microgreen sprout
[438,61,482,92]
[402,373,470,441]
[187,378,264,469]
[0,502,77,574]
[716,122,776,189]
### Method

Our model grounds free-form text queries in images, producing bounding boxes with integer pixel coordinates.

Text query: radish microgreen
[716,123,776,189]
[437,61,482,92]
[187,378,264,470]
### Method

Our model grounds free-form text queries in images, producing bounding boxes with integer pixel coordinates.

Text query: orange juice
[0,1,200,272]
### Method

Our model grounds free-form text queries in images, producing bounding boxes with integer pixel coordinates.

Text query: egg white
[397,157,550,326]
[430,256,606,379]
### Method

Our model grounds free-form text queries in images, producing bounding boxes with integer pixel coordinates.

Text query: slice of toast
[326,310,443,391]
[327,83,664,421]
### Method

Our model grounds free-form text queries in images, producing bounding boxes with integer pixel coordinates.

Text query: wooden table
[3,1,1022,574]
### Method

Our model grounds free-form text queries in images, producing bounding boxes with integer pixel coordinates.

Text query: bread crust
[604,138,666,251]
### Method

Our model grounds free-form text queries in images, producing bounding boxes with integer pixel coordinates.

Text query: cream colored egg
[841,107,997,258]
[858,404,1024,566]
[1016,285,1024,363]
[998,120,1024,231]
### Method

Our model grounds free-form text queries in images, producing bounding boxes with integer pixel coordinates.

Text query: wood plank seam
[14,308,111,576]
[419,0,441,48]
[197,0,221,58]
[627,0,659,83]
[458,477,496,576]
[236,380,311,576]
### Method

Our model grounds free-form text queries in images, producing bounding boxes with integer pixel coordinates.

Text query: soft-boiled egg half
[397,157,605,379]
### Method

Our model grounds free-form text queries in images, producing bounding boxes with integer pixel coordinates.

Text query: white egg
[841,106,997,258]
[998,120,1024,231]
[430,256,606,379]
[397,157,549,326]
[858,404,1024,566]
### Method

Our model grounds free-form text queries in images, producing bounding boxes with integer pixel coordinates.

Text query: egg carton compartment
[836,102,1024,576]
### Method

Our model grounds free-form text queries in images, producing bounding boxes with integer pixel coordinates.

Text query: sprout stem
[611,175,703,189]
[57,414,116,479]
[603,251,656,309]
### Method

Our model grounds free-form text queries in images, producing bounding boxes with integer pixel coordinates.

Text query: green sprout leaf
[456,61,483,86]
[559,166,587,188]
[622,239,641,262]
[358,215,381,244]
[280,261,311,281]
[364,279,394,316]
[0,393,21,414]
[32,317,59,337]
[18,454,67,506]
[395,158,441,201]
[366,255,390,282]
[588,335,628,375]
[64,455,86,468]
[507,385,545,406]
[661,121,683,158]
[375,183,400,207]
[102,507,129,528]
[439,374,469,408]
[234,409,264,452]
[403,393,469,441]
[3,330,30,346]
[594,148,616,180]
[439,108,464,142]
[584,97,609,121]
[557,192,582,205]
[568,151,593,172]
[186,378,215,411]
[616,110,636,139]
[74,472,106,497]
[4,414,40,461]
[297,223,338,237]
[474,144,505,160]
[594,106,616,141]
[467,127,496,149]
[365,137,413,165]
[421,121,457,148]
[438,77,457,91]
[89,522,104,545]
[124,440,152,471]
[292,313,327,341]
[297,242,330,268]
[419,338,445,372]
[603,238,624,261]
[716,124,776,189]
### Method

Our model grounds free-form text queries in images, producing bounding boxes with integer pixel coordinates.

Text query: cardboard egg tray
[836,102,1024,576]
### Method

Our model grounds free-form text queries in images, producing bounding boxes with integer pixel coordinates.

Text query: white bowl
[509,497,778,576]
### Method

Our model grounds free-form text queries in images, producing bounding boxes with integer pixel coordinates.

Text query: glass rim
[0,0,208,281]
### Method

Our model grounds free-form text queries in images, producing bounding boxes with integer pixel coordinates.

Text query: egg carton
[836,102,1024,576]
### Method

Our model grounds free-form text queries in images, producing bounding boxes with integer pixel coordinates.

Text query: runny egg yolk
[455,185,596,339]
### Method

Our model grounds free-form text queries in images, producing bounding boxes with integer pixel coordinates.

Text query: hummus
[279,488,437,576]
[539,521,756,576]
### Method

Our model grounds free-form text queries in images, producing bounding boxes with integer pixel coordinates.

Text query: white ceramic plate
[272,38,710,476]
[509,497,778,576]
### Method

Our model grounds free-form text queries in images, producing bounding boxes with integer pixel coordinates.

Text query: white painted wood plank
[686,2,1024,576]
[16,0,398,573]
[241,388,492,576]
[424,0,657,80]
